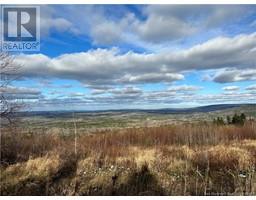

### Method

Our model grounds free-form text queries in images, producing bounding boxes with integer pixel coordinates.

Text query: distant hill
[145,104,256,114]
[16,104,256,117]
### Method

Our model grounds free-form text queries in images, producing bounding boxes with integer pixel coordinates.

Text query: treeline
[213,113,246,125]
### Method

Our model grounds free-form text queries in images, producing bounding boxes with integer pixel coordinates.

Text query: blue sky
[3,5,256,111]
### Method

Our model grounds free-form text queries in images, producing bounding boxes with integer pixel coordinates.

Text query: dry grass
[1,122,256,195]
[0,153,61,195]
[2,154,60,183]
[192,145,253,170]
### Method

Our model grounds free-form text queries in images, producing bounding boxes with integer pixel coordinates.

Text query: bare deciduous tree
[0,53,21,124]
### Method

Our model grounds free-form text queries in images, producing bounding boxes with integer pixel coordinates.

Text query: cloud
[90,84,201,105]
[25,85,256,111]
[86,84,113,90]
[246,84,256,91]
[88,84,113,95]
[30,4,256,55]
[91,21,123,45]
[203,5,246,27]
[43,5,132,46]
[111,86,142,95]
[195,92,256,104]
[91,90,106,95]
[38,80,73,88]
[144,5,246,26]
[68,92,85,97]
[91,86,142,98]
[119,73,184,84]
[112,5,251,44]
[167,85,202,92]
[222,86,240,91]
[213,69,256,83]
[14,33,256,86]
[135,14,196,43]
[89,5,251,44]
[40,6,79,36]
[38,5,256,46]
[0,86,42,100]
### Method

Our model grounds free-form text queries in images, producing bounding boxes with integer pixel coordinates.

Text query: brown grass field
[1,122,256,195]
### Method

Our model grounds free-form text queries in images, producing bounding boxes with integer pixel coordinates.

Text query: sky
[2,4,256,111]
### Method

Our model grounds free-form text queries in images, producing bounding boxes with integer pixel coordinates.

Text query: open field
[1,104,256,195]
[16,104,256,130]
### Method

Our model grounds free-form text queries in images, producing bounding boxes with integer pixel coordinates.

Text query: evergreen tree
[241,113,246,121]
[231,113,246,125]
[214,117,225,125]
[232,113,239,124]
[226,115,231,124]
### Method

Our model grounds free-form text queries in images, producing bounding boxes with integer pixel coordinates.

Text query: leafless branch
[0,53,22,125]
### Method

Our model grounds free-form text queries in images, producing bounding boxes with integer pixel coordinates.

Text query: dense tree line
[213,113,246,125]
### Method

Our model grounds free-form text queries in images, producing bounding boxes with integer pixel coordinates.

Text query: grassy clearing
[1,122,256,195]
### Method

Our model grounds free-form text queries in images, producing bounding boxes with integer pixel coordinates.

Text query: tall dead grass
[1,122,256,195]
[1,122,255,165]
